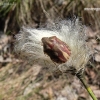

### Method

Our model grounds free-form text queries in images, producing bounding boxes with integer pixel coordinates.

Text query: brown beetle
[41,36,71,64]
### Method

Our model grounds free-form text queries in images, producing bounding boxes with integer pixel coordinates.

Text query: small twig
[4,4,16,33]
[39,0,53,24]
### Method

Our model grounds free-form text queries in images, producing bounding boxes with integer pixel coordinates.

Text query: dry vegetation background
[0,0,100,100]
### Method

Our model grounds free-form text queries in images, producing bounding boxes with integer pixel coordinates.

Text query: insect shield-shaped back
[41,36,71,64]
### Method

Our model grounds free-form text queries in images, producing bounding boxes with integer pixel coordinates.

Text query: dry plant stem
[76,72,98,100]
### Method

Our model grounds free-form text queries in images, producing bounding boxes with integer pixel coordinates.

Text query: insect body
[41,36,71,64]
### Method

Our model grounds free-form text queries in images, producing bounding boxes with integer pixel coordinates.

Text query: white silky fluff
[15,19,90,71]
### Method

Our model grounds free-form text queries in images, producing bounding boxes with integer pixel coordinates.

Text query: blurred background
[0,0,100,100]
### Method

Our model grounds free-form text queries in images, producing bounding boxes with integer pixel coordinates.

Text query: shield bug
[41,36,71,64]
